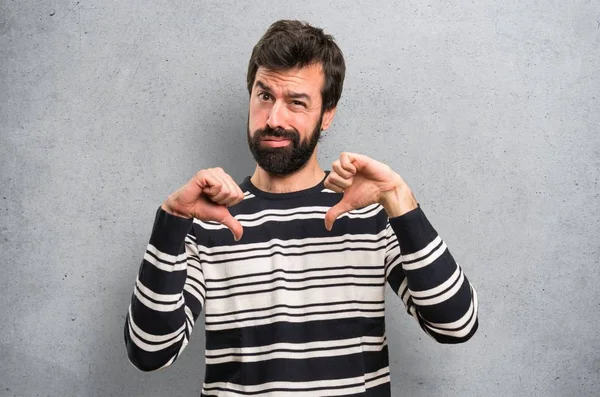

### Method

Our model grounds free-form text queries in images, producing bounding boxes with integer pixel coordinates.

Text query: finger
[213,176,237,206]
[218,211,244,241]
[217,193,239,207]
[208,168,243,207]
[196,170,222,196]
[324,199,354,231]
[204,169,233,203]
[340,152,358,174]
[332,160,354,179]
[235,184,246,204]
[326,172,353,191]
[222,173,245,207]
[208,178,230,203]
[324,174,345,193]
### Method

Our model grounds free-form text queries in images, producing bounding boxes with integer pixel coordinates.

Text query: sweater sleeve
[384,205,478,343]
[124,206,206,371]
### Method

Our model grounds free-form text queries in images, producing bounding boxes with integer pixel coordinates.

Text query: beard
[247,115,323,176]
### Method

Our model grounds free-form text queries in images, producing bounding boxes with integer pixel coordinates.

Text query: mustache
[254,126,300,143]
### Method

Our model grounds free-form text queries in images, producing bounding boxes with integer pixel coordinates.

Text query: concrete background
[1,0,599,396]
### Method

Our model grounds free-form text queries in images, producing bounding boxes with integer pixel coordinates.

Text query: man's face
[247,64,335,175]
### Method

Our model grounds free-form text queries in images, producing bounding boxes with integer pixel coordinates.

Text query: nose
[266,101,287,130]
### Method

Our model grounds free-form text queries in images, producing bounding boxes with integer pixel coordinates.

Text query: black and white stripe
[124,174,478,394]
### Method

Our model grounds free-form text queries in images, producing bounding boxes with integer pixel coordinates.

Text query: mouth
[261,138,292,147]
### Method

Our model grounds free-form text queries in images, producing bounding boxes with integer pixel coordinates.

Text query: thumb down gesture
[324,152,417,230]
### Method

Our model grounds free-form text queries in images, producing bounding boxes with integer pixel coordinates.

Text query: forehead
[254,64,324,96]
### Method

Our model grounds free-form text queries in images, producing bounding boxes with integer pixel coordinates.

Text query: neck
[250,153,325,194]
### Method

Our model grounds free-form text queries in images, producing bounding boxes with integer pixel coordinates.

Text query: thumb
[219,212,244,241]
[325,200,354,231]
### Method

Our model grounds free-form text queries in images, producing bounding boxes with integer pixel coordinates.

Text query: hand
[324,152,417,230]
[162,168,245,241]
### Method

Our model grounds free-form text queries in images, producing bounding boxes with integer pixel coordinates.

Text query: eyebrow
[255,80,312,102]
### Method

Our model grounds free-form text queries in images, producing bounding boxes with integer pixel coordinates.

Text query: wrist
[161,200,191,219]
[380,183,418,218]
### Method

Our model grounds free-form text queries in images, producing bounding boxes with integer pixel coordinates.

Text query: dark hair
[246,20,346,112]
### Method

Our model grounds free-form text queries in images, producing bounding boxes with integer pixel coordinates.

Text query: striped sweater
[124,171,479,396]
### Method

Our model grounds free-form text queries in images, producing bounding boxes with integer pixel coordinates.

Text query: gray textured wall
[1,1,599,396]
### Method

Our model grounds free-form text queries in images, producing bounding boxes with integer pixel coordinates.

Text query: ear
[320,107,337,131]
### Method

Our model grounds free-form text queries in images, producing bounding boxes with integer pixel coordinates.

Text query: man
[124,20,478,396]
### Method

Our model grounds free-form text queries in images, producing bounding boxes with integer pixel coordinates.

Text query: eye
[291,100,306,108]
[258,92,272,101]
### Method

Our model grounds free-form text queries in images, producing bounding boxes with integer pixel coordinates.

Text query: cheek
[297,114,319,134]
[248,103,268,129]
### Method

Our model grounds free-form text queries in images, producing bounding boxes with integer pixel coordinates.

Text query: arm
[124,167,245,371]
[124,206,205,371]
[384,205,478,343]
[322,152,478,342]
